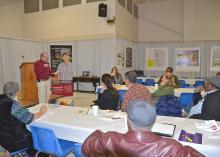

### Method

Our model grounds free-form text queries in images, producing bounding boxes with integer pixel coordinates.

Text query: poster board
[116,48,125,68]
[126,47,133,68]
[175,47,200,72]
[210,46,220,71]
[145,48,168,71]
[50,45,72,72]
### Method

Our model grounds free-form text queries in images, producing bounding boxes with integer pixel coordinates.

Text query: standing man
[34,52,52,103]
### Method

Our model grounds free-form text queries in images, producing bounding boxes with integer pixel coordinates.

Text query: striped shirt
[57,62,73,81]
[121,83,152,112]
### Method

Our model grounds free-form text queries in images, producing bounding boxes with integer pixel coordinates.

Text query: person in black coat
[96,74,118,111]
[190,76,220,121]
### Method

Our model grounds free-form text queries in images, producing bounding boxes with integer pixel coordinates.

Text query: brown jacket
[82,130,204,157]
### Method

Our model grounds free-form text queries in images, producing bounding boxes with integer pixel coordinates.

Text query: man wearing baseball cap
[82,100,203,157]
[190,76,220,121]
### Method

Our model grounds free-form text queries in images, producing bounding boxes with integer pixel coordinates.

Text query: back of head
[3,82,19,98]
[125,71,137,84]
[127,100,156,130]
[102,73,114,89]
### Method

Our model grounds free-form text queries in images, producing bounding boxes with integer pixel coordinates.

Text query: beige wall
[138,0,184,42]
[0,0,23,38]
[184,0,220,41]
[23,0,116,41]
[115,1,138,42]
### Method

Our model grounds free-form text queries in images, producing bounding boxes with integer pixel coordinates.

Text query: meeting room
[0,0,220,156]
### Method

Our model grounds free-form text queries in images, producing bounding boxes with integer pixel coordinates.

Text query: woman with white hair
[0,82,48,157]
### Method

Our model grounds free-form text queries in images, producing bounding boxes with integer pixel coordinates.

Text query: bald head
[40,52,49,62]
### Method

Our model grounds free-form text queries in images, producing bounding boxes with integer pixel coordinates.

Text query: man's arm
[82,130,108,157]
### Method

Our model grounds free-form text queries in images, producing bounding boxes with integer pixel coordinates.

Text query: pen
[183,135,192,142]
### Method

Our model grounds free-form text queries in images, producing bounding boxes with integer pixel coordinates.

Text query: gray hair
[124,71,137,83]
[127,100,156,130]
[40,52,48,58]
[3,82,19,98]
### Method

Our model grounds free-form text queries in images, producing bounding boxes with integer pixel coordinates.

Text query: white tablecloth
[28,104,220,157]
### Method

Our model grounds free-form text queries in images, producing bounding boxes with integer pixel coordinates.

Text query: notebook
[151,123,176,137]
[178,130,202,144]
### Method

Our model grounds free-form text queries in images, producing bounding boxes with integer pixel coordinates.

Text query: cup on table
[92,105,99,116]
[155,84,158,89]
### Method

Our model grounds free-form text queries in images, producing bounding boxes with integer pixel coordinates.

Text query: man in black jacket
[190,76,220,121]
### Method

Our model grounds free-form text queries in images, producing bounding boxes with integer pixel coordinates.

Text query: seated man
[121,71,152,112]
[158,67,179,88]
[189,76,220,121]
[82,100,204,157]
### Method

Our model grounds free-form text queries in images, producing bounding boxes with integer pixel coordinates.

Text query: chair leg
[35,151,40,157]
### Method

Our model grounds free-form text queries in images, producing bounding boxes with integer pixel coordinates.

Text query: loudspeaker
[98,3,107,17]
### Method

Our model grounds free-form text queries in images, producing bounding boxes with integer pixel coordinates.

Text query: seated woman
[111,67,123,85]
[158,67,179,88]
[153,72,175,97]
[96,74,118,111]
[153,73,181,117]
[0,82,48,157]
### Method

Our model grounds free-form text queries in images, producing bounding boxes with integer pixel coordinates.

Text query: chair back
[136,79,143,85]
[118,90,127,104]
[194,80,205,88]
[178,80,186,88]
[144,79,155,86]
[30,126,63,156]
[179,93,194,112]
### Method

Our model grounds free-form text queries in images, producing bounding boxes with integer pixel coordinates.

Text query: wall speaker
[98,3,107,17]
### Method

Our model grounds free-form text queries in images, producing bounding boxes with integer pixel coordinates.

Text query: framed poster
[210,46,220,71]
[175,47,200,72]
[116,48,125,68]
[50,45,72,72]
[126,47,132,68]
[145,48,168,71]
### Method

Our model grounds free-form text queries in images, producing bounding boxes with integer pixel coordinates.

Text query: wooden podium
[20,62,38,102]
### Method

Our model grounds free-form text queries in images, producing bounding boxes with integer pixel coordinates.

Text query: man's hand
[0,151,10,157]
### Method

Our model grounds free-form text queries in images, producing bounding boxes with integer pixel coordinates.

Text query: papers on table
[195,120,220,139]
[151,122,176,137]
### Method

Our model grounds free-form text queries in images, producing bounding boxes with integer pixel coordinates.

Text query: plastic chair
[179,93,194,113]
[136,79,143,85]
[144,79,155,86]
[178,80,186,88]
[194,80,205,88]
[118,90,127,104]
[30,126,76,157]
[10,148,29,156]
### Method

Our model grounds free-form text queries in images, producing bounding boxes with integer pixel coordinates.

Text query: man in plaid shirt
[121,71,152,112]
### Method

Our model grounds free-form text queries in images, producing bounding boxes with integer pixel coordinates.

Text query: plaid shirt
[121,84,152,112]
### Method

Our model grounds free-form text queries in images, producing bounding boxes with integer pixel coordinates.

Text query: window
[133,3,138,19]
[42,0,59,11]
[86,0,107,3]
[63,0,81,7]
[127,0,132,14]
[24,0,39,13]
[118,0,125,8]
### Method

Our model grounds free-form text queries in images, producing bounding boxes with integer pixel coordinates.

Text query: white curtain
[0,37,49,93]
